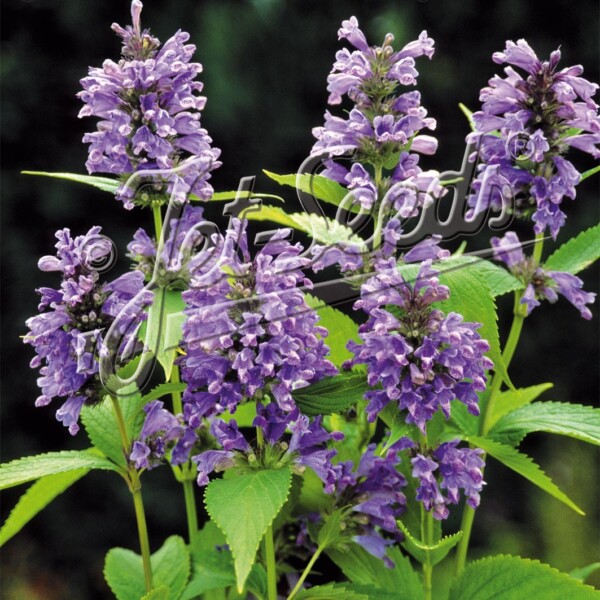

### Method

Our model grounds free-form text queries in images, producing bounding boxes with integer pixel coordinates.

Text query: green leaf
[141,382,187,404]
[199,190,284,202]
[204,467,292,592]
[81,385,146,467]
[489,402,600,446]
[317,509,345,549]
[458,103,476,131]
[0,450,120,490]
[263,170,355,212]
[466,435,584,515]
[104,535,190,600]
[296,468,333,514]
[143,289,186,381]
[295,583,370,599]
[396,521,462,566]
[486,383,553,430]
[449,400,479,436]
[141,586,170,600]
[0,469,89,546]
[327,545,423,599]
[580,165,600,182]
[449,555,600,599]
[305,294,360,367]
[434,260,512,388]
[292,371,368,417]
[544,223,600,275]
[570,562,600,583]
[244,204,365,247]
[22,170,119,193]
[378,404,414,453]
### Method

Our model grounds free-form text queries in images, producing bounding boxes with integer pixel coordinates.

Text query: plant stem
[263,525,278,600]
[110,394,154,591]
[152,202,163,241]
[423,509,434,600]
[287,545,324,600]
[372,163,384,251]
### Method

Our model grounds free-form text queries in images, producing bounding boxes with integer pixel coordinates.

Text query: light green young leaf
[327,545,423,599]
[449,555,600,599]
[396,521,462,566]
[81,384,145,467]
[192,190,284,202]
[467,435,584,514]
[304,294,360,367]
[486,383,553,430]
[204,467,292,592]
[0,450,120,490]
[570,562,600,583]
[244,205,365,247]
[544,223,600,275]
[458,103,476,131]
[141,382,187,404]
[317,509,345,549]
[0,469,89,546]
[104,535,190,600]
[292,372,368,417]
[295,584,371,599]
[22,170,120,193]
[580,165,600,182]
[263,170,355,211]
[489,402,600,447]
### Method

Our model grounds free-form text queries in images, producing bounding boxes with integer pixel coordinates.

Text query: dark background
[2,0,599,597]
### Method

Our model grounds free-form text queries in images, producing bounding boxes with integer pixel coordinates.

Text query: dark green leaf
[204,468,292,592]
[486,383,553,430]
[489,402,600,446]
[544,223,600,275]
[292,372,368,417]
[141,382,187,404]
[0,469,89,546]
[449,555,600,599]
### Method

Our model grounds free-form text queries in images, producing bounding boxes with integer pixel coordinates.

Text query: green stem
[287,545,324,600]
[532,232,545,265]
[152,202,163,241]
[110,395,154,591]
[372,164,384,251]
[264,525,278,600]
[422,509,434,600]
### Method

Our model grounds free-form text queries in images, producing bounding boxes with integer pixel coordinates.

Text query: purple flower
[25,228,149,434]
[492,232,596,319]
[468,40,599,238]
[347,260,493,432]
[412,441,485,520]
[192,404,342,488]
[78,1,221,208]
[179,219,337,425]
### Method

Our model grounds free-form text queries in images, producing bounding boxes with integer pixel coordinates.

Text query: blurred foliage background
[1,0,599,597]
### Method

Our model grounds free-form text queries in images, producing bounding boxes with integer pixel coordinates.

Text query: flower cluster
[127,205,207,288]
[468,40,599,238]
[492,232,595,319]
[329,443,408,566]
[412,441,485,520]
[24,227,149,434]
[347,260,493,432]
[179,219,337,427]
[193,403,343,488]
[78,1,221,208]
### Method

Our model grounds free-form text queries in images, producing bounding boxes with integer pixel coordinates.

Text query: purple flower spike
[79,1,221,208]
[468,40,599,238]
[347,260,492,432]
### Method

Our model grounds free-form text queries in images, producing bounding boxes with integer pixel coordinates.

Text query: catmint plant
[2,4,600,600]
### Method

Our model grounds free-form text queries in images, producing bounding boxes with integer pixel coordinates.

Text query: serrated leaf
[489,401,600,446]
[244,205,365,247]
[22,170,119,193]
[0,450,120,490]
[449,555,600,599]
[104,535,190,600]
[317,509,345,548]
[327,545,423,598]
[295,583,370,599]
[204,468,292,592]
[486,383,553,430]
[378,404,414,453]
[466,435,584,514]
[195,190,284,202]
[435,259,512,389]
[544,223,600,275]
[305,294,360,367]
[449,400,479,436]
[263,170,355,212]
[0,469,89,546]
[570,562,600,583]
[396,521,462,566]
[292,372,368,417]
[144,289,186,381]
[81,385,146,467]
[141,382,187,404]
[141,586,170,600]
